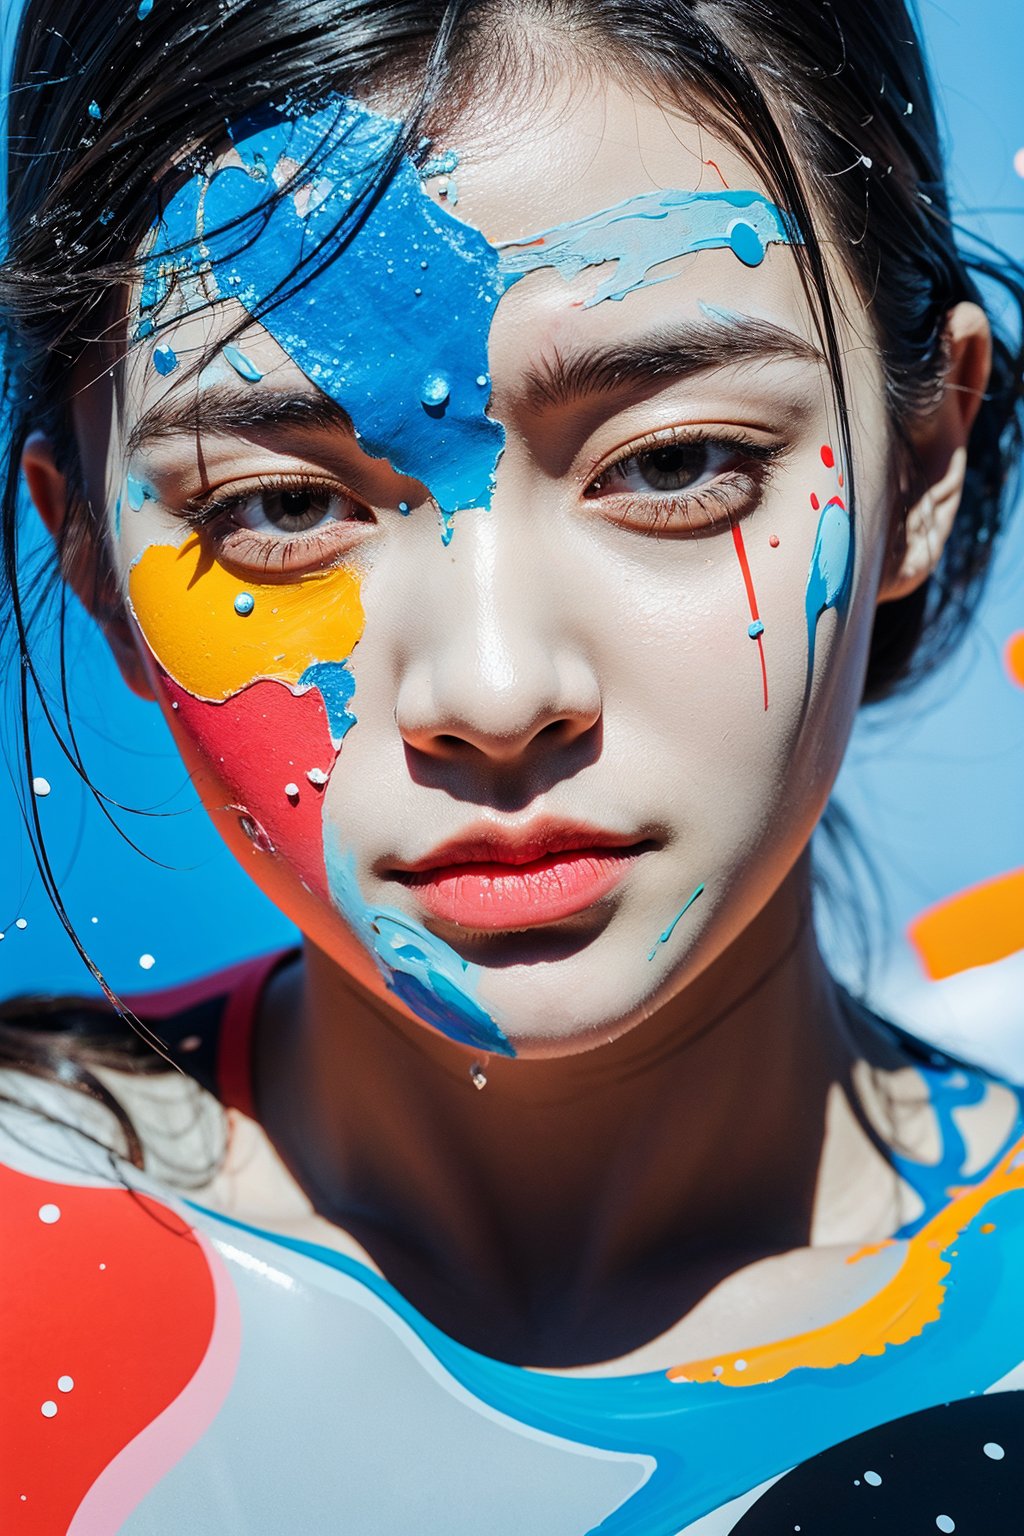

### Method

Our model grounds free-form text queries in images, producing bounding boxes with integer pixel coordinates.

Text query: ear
[878,301,992,604]
[21,431,156,701]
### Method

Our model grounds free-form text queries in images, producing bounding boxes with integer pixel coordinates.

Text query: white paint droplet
[40,1400,57,1418]
[1014,147,1024,180]
[38,1204,61,1224]
[138,953,155,970]
[284,782,300,799]
[32,776,51,797]
[98,1262,106,1270]
[936,1518,956,1534]
[179,1034,202,1052]
[90,916,99,924]
[733,1358,747,1372]
[984,1441,1005,1460]
[864,1470,882,1486]
[306,767,329,787]
[860,154,873,168]
[57,1375,74,1393]
[15,918,28,930]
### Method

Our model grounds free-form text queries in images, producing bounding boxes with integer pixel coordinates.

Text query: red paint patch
[731,522,769,712]
[810,492,820,511]
[0,1165,216,1532]
[769,534,780,548]
[162,673,339,900]
[820,445,835,469]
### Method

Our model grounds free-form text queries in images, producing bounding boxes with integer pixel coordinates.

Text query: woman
[2,0,1023,1531]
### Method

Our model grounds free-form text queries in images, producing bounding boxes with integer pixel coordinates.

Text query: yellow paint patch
[667,1134,1024,1387]
[128,535,364,698]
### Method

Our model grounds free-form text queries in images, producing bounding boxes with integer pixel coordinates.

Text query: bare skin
[23,66,999,1370]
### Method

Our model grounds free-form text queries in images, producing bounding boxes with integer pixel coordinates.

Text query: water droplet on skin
[233,591,255,616]
[222,344,263,383]
[87,101,102,121]
[470,1063,488,1090]
[153,343,178,375]
[32,776,51,797]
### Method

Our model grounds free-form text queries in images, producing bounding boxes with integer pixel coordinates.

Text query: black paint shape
[732,1389,1024,1534]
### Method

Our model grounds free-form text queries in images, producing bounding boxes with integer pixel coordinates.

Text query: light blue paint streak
[87,100,102,121]
[222,343,263,383]
[804,495,852,680]
[498,189,800,306]
[188,1119,1024,1536]
[137,0,154,15]
[323,835,514,1058]
[420,149,458,179]
[143,102,505,519]
[646,882,705,962]
[125,474,155,512]
[298,660,357,746]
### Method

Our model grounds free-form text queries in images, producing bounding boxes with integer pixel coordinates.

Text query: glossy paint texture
[127,534,363,714]
[324,838,514,1057]
[497,187,799,303]
[11,1068,1024,1535]
[804,496,852,681]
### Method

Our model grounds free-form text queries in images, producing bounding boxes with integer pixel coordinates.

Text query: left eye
[586,439,739,498]
[232,485,371,535]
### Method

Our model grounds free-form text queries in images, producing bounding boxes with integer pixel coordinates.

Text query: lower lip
[399,848,642,930]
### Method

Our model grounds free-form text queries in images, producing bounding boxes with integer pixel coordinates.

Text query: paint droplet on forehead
[152,343,178,376]
[726,220,765,267]
[222,345,263,383]
[769,534,780,548]
[820,444,835,469]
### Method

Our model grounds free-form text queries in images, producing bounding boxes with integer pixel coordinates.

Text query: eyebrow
[522,314,827,412]
[125,382,354,459]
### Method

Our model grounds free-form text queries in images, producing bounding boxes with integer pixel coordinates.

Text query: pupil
[279,489,313,517]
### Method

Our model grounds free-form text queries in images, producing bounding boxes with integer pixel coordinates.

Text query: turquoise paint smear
[143,102,505,519]
[189,1148,1024,1536]
[126,473,156,511]
[222,343,263,383]
[647,882,705,962]
[498,189,800,306]
[298,660,357,746]
[804,495,852,680]
[323,834,514,1058]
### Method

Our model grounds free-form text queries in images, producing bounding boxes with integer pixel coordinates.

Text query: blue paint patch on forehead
[142,96,800,529]
[143,100,506,516]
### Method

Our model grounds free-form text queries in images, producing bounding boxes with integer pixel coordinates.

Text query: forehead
[110,73,869,501]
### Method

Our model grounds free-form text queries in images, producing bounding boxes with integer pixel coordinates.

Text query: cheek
[126,534,366,904]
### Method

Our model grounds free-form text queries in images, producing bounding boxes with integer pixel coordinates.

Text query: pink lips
[388,822,649,931]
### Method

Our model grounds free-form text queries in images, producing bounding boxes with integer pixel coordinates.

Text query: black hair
[1,0,1022,1159]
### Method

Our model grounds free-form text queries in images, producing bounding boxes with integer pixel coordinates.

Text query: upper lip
[385,819,651,876]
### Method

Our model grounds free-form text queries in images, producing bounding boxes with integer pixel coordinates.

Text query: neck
[258,854,882,1361]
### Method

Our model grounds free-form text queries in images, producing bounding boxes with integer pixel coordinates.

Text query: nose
[393,512,601,767]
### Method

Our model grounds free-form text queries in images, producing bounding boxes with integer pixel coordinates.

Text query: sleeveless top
[3,953,1024,1535]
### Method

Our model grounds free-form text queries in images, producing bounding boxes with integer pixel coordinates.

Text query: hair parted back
[0,0,1022,1134]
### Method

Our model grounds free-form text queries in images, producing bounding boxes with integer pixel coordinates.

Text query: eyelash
[583,428,782,535]
[181,473,373,574]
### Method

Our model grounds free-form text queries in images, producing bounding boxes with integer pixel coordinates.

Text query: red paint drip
[769,534,780,548]
[810,492,820,511]
[704,158,730,188]
[731,521,769,711]
[820,444,835,469]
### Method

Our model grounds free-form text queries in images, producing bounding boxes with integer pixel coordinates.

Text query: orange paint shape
[908,867,1024,981]
[1005,630,1024,688]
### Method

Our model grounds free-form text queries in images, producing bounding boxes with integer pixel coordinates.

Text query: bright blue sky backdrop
[1,1,1023,1065]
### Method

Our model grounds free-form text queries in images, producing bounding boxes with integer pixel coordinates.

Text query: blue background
[2,2,1023,1068]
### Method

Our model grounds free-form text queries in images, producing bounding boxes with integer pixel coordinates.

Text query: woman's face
[82,71,892,1057]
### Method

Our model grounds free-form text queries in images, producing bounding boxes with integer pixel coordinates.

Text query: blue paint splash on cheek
[804,495,853,679]
[298,660,357,745]
[323,835,515,1058]
[144,102,505,519]
[125,474,156,511]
